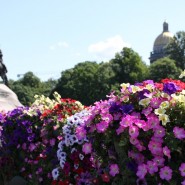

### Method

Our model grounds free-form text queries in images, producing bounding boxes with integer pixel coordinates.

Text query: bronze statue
[0,49,8,86]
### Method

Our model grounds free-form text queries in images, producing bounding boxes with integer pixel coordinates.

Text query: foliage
[50,61,101,105]
[9,72,57,106]
[110,47,149,85]
[166,31,185,70]
[149,57,182,81]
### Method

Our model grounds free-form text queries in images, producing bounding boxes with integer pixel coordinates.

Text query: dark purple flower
[120,104,134,114]
[163,82,179,95]
[109,102,121,114]
[138,89,150,100]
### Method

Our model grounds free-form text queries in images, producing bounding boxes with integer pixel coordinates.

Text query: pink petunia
[96,121,109,133]
[136,163,147,179]
[173,127,185,140]
[148,140,163,156]
[82,143,92,155]
[129,125,139,138]
[147,160,158,174]
[159,166,172,181]
[154,126,166,138]
[120,115,134,128]
[163,146,171,159]
[153,156,165,167]
[109,164,119,177]
[75,126,87,140]
[179,163,185,177]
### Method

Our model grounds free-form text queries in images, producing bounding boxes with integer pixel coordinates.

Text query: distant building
[150,21,174,64]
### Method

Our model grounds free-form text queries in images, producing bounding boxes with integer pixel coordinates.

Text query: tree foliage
[149,57,181,82]
[166,31,185,70]
[110,47,149,85]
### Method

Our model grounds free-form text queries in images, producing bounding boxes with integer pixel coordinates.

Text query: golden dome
[153,21,174,52]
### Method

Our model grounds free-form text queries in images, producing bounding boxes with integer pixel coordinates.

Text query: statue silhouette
[0,50,8,86]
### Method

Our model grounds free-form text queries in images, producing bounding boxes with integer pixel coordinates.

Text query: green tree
[50,61,100,105]
[110,47,149,85]
[149,57,181,82]
[166,31,185,70]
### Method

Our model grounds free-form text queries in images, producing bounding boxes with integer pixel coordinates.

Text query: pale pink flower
[147,160,158,174]
[147,113,160,129]
[96,121,109,133]
[136,164,147,179]
[159,166,172,181]
[75,126,87,140]
[179,163,185,177]
[134,120,146,129]
[153,156,165,167]
[142,107,152,116]
[163,146,171,159]
[154,126,165,138]
[120,115,134,127]
[109,164,119,177]
[129,125,139,138]
[82,143,92,154]
[148,140,163,155]
[173,126,185,140]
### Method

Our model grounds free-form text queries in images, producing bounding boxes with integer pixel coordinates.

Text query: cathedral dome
[153,21,173,52]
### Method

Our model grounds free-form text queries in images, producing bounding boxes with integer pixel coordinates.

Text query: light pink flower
[136,164,147,179]
[134,120,146,129]
[179,163,185,177]
[153,156,165,167]
[147,113,160,129]
[159,166,172,181]
[163,146,171,159]
[173,127,185,140]
[75,126,87,140]
[82,143,92,154]
[109,164,119,177]
[154,126,165,138]
[129,125,139,138]
[96,121,109,133]
[148,140,163,155]
[120,115,134,127]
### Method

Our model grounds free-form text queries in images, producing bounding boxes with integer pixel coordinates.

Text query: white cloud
[58,41,69,48]
[88,35,131,60]
[49,41,69,50]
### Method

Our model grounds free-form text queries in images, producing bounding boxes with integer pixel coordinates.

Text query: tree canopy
[149,57,182,82]
[166,31,185,70]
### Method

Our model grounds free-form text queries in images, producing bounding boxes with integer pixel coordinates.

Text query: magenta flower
[120,115,134,128]
[147,114,160,129]
[109,164,119,177]
[159,166,172,181]
[75,126,87,140]
[129,125,139,138]
[154,126,165,138]
[82,143,92,155]
[179,163,185,177]
[136,163,147,179]
[181,180,185,185]
[173,126,185,140]
[163,146,171,159]
[96,121,109,133]
[147,160,158,174]
[134,120,146,129]
[148,140,163,155]
[153,156,165,167]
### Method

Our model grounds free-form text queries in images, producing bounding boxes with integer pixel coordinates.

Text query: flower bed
[52,78,185,185]
[1,78,185,185]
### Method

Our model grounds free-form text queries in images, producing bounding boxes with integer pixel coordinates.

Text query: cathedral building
[150,21,174,64]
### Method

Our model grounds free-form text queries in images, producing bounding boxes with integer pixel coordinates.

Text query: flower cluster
[0,94,84,185]
[53,78,185,184]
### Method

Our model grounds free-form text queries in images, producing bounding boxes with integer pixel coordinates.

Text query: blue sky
[0,0,185,81]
